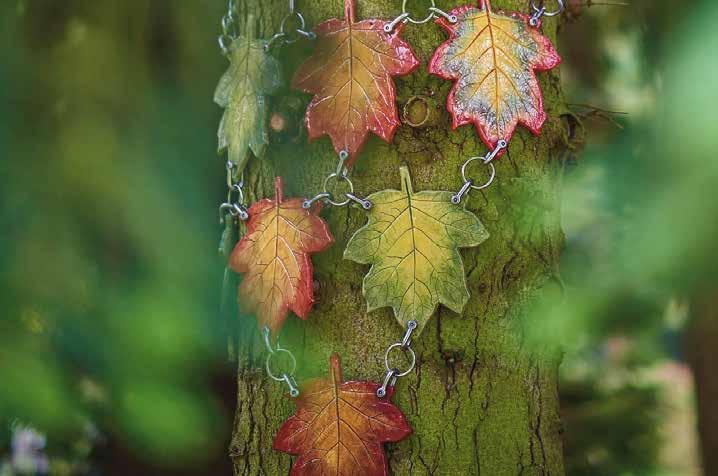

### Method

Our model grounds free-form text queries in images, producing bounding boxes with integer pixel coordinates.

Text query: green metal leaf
[344,166,489,334]
[214,28,282,173]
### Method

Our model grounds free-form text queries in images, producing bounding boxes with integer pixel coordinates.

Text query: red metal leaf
[429,0,561,155]
[292,0,420,165]
[274,354,412,475]
[229,177,333,335]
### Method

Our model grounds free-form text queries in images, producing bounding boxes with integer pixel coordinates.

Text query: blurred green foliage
[550,1,718,475]
[0,1,235,473]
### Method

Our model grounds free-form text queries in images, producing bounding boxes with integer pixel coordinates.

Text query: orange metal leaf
[429,0,561,155]
[274,354,412,475]
[292,0,420,165]
[229,178,333,335]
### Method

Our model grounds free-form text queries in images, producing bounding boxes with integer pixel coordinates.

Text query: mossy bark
[230,0,570,474]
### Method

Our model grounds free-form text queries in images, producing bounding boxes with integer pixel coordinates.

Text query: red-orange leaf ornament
[292,0,420,165]
[274,354,411,475]
[229,177,333,335]
[429,0,561,155]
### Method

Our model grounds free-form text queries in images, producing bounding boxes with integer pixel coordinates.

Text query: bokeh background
[1,0,717,475]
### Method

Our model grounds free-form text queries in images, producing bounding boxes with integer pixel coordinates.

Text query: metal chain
[263,327,300,397]
[218,0,239,55]
[529,0,565,27]
[384,0,564,32]
[266,0,316,50]
[303,151,373,210]
[451,140,507,204]
[219,161,249,224]
[385,0,456,32]
[377,320,418,398]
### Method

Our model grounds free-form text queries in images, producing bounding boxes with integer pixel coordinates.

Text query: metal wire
[385,0,457,32]
[529,0,565,26]
[263,327,300,397]
[377,321,418,398]
[303,151,372,209]
[218,0,239,55]
[266,0,316,50]
[219,162,249,223]
[451,141,507,204]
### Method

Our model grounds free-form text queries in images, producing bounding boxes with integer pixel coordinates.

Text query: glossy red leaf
[229,177,333,335]
[274,354,412,475]
[292,0,420,165]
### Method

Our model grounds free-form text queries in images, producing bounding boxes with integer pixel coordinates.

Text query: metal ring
[222,14,238,37]
[219,202,248,222]
[219,202,237,220]
[280,10,307,32]
[278,11,315,44]
[266,32,287,50]
[530,0,564,17]
[230,183,245,205]
[218,36,232,55]
[401,0,437,24]
[226,160,241,186]
[265,348,297,382]
[384,343,416,378]
[323,173,354,207]
[461,157,497,191]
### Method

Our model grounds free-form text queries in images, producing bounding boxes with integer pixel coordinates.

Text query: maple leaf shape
[274,354,411,476]
[428,0,561,155]
[292,0,419,165]
[214,25,282,173]
[229,177,333,335]
[344,167,489,334]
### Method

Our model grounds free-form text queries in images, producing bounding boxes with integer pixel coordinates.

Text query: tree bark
[686,292,718,476]
[230,0,569,474]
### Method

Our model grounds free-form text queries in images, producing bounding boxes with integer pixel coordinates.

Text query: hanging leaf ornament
[292,0,420,165]
[344,167,489,334]
[429,0,560,154]
[274,353,411,476]
[229,177,333,335]
[214,20,282,173]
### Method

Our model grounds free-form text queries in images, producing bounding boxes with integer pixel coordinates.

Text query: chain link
[385,0,457,33]
[377,320,418,398]
[451,140,507,204]
[303,151,373,210]
[529,0,565,27]
[263,327,300,397]
[219,161,249,223]
[266,0,316,50]
[218,0,239,55]
[384,0,563,32]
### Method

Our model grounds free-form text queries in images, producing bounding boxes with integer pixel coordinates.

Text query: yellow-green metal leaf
[214,34,281,173]
[344,166,489,333]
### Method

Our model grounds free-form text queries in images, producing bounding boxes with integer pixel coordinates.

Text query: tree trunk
[686,292,718,476]
[230,0,569,474]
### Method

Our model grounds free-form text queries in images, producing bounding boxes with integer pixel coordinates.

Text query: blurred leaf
[118,383,222,467]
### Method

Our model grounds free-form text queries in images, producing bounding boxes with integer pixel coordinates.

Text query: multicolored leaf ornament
[274,354,411,476]
[344,167,489,334]
[214,21,282,173]
[429,0,561,154]
[229,177,333,335]
[292,0,420,165]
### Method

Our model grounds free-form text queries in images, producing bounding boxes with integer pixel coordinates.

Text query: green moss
[231,1,568,474]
